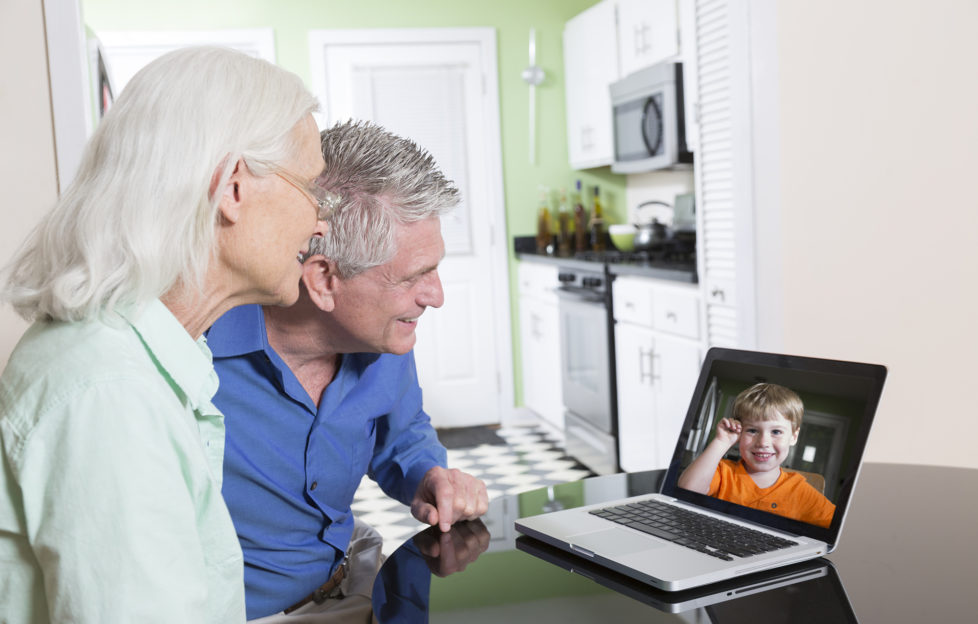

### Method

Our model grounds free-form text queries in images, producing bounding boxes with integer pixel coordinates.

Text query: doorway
[309,28,512,428]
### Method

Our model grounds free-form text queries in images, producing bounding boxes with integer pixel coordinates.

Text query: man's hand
[410,466,488,532]
[714,418,742,449]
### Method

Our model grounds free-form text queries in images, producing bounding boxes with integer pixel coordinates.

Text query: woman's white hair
[307,120,459,278]
[1,46,318,322]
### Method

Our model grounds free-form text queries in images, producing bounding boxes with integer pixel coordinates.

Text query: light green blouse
[0,299,245,623]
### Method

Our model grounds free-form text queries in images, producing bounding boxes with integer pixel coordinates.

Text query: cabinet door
[651,334,702,468]
[615,322,657,472]
[564,0,618,169]
[520,297,564,431]
[617,0,679,78]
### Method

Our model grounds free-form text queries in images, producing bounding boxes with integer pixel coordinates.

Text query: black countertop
[515,236,698,284]
[372,463,978,623]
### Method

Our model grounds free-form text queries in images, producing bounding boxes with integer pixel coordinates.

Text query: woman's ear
[302,255,341,313]
[216,159,246,225]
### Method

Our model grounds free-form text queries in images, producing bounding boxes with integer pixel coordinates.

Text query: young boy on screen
[677,383,836,529]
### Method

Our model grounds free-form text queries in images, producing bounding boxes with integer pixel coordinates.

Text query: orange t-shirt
[708,459,836,529]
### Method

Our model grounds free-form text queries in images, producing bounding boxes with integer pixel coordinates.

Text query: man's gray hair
[307,120,459,278]
[1,46,318,322]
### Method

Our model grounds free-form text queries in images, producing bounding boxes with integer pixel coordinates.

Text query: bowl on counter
[608,224,637,252]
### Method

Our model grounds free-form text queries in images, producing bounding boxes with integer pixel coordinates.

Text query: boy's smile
[738,413,799,484]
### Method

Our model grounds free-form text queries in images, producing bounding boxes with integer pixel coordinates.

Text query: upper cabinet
[563,0,619,170]
[563,0,688,170]
[616,0,680,79]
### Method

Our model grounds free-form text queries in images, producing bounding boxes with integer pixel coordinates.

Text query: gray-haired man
[206,121,488,620]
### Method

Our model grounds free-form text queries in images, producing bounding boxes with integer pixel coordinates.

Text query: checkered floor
[351,424,595,554]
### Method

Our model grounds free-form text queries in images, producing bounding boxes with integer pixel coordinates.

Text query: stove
[573,241,697,283]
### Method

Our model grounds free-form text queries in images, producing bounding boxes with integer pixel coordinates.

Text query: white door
[311,29,512,428]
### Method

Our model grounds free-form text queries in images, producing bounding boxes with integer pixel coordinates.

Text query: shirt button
[310,481,318,491]
[771,503,778,509]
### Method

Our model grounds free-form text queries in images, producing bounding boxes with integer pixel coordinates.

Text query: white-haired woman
[0,47,330,622]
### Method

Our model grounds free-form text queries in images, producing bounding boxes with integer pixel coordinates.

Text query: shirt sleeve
[15,378,238,623]
[368,353,448,505]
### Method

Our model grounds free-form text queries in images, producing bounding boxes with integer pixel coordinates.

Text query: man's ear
[302,255,341,312]
[216,159,246,225]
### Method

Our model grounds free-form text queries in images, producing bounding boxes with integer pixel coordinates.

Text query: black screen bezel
[660,347,887,546]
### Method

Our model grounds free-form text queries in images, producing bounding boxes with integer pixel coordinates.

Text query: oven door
[557,289,613,433]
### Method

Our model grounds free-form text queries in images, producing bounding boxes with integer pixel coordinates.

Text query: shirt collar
[205,304,268,358]
[119,299,218,409]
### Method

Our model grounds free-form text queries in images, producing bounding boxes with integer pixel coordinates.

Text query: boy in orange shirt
[677,383,836,529]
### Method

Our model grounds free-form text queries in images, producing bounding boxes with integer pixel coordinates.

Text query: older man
[206,121,488,620]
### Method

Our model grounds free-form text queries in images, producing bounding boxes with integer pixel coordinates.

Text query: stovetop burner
[575,241,696,267]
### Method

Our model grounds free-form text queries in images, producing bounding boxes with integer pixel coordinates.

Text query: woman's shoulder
[1,318,159,426]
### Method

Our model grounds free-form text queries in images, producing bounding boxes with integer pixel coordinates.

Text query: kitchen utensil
[521,28,545,164]
[634,200,672,251]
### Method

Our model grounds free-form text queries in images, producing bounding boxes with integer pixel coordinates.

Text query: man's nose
[419,271,445,309]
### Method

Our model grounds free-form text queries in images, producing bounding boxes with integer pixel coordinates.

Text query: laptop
[515,347,886,592]
[515,536,857,621]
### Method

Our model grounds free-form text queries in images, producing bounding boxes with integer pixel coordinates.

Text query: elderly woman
[0,47,330,622]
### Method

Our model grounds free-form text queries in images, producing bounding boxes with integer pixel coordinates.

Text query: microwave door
[642,95,664,157]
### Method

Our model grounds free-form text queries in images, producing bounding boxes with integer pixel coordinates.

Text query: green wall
[81,0,627,406]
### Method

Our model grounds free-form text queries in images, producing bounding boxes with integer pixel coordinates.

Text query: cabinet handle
[711,287,726,302]
[639,347,656,386]
[666,311,677,322]
[531,313,543,339]
[634,24,642,56]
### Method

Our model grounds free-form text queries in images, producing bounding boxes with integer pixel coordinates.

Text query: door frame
[308,27,514,423]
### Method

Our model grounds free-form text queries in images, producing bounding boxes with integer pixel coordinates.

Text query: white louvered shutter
[693,0,742,348]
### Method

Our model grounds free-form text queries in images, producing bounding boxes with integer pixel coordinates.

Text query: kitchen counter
[515,236,697,284]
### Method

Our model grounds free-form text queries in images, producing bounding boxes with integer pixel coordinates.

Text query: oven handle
[556,286,606,304]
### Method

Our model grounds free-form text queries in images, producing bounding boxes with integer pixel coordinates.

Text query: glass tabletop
[371,464,978,623]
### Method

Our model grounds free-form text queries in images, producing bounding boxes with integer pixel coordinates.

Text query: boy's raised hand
[714,418,742,448]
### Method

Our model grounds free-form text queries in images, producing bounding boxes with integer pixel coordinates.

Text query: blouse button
[771,503,777,509]
[310,481,318,491]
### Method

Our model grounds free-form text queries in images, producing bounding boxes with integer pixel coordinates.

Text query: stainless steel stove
[556,263,619,475]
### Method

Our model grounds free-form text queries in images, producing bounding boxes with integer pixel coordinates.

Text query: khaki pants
[249,519,386,624]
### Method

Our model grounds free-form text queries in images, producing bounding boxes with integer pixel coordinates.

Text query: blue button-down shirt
[207,304,446,618]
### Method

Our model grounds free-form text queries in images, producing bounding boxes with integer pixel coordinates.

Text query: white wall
[755,0,978,469]
[0,0,60,369]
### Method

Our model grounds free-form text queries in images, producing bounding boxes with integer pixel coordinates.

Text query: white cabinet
[518,262,564,432]
[614,277,702,472]
[616,0,680,79]
[563,0,619,169]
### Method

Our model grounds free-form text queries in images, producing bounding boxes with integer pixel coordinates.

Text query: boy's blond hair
[732,383,804,432]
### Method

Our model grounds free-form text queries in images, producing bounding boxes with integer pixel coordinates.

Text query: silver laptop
[515,347,886,592]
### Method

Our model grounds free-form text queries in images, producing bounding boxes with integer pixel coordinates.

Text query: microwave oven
[610,61,693,174]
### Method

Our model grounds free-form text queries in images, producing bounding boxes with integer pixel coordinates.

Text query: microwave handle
[641,96,664,156]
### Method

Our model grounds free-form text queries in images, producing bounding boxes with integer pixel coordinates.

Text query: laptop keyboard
[589,500,798,561]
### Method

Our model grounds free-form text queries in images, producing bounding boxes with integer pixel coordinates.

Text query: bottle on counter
[572,180,588,253]
[589,185,606,252]
[556,187,572,257]
[535,187,552,254]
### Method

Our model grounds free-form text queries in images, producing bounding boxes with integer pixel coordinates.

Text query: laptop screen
[661,348,887,545]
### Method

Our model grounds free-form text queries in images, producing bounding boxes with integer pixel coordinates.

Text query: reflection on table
[371,464,978,622]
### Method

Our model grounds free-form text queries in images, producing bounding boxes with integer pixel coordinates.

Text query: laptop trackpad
[568,528,667,557]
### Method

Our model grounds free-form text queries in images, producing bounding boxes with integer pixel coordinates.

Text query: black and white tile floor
[351,424,596,555]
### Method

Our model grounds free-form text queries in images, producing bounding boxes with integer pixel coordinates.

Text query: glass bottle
[556,187,572,257]
[572,180,588,253]
[535,187,552,254]
[589,185,606,252]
